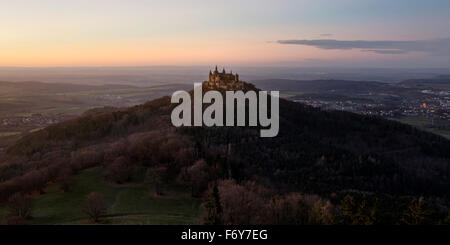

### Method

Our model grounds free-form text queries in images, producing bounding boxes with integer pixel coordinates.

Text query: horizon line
[0,65,450,70]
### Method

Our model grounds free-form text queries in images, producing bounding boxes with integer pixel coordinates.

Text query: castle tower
[204,66,243,90]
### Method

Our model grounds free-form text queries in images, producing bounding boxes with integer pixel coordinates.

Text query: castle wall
[205,69,243,90]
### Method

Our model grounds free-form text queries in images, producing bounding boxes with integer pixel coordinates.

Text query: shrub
[401,196,433,225]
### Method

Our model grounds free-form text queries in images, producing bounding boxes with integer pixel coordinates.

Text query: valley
[1,75,450,225]
[0,81,190,150]
[254,76,450,139]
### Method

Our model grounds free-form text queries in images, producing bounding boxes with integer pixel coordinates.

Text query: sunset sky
[1,0,449,67]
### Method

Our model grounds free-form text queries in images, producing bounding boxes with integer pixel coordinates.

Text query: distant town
[1,113,74,130]
[295,89,450,121]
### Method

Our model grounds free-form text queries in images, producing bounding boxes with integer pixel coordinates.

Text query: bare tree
[105,156,135,184]
[186,159,210,197]
[21,170,47,194]
[59,167,75,193]
[7,193,32,219]
[147,166,168,195]
[82,192,106,223]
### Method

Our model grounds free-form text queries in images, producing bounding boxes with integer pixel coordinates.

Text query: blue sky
[1,0,449,67]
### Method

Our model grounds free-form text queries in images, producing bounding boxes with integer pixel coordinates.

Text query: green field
[394,116,450,139]
[0,167,202,225]
[0,82,189,149]
[427,129,450,139]
[0,82,186,118]
[0,132,21,137]
[395,116,431,127]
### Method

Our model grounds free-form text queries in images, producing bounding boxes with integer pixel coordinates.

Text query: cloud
[362,49,409,55]
[277,38,450,55]
[319,33,333,37]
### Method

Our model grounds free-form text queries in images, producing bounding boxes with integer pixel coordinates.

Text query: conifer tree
[203,184,223,225]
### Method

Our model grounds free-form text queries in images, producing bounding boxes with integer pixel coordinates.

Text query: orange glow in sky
[1,0,449,67]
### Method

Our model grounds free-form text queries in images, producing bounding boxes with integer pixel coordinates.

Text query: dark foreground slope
[1,83,450,224]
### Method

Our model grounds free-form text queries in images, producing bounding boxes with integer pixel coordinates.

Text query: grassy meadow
[0,167,202,225]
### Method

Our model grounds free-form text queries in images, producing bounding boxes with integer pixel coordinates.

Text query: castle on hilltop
[204,66,244,90]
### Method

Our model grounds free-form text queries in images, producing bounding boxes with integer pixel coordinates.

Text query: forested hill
[1,82,450,224]
[5,82,450,194]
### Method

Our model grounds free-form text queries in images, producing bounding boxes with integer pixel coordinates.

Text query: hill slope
[1,82,450,224]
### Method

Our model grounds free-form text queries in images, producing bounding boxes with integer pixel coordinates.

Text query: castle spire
[215,65,218,73]
[222,68,226,74]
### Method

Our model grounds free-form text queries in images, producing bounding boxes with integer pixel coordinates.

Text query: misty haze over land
[1,66,450,87]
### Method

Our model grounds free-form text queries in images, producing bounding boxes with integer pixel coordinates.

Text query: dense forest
[1,82,450,225]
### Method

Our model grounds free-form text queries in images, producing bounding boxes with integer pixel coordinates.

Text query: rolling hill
[1,82,450,224]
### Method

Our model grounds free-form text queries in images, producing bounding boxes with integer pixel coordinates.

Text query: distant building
[204,66,244,90]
